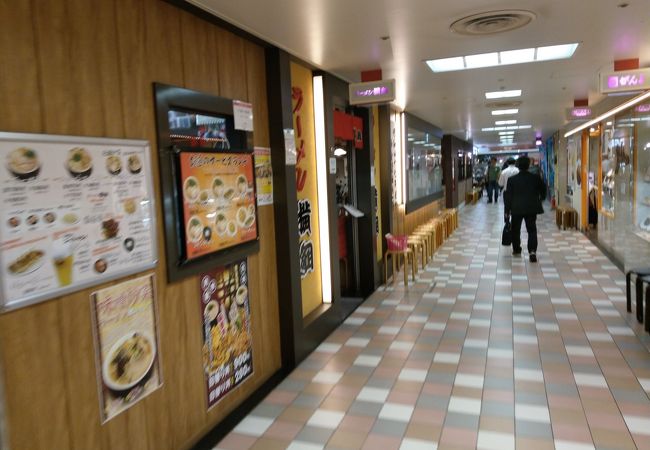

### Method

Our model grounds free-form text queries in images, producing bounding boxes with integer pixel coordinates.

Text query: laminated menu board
[0,132,157,311]
[199,259,253,408]
[179,152,258,261]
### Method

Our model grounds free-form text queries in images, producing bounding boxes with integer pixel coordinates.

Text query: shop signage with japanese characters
[291,62,323,315]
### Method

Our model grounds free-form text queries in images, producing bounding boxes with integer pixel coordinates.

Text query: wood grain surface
[0,1,281,449]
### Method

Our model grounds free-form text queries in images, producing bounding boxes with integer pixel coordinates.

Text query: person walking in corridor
[485,157,501,203]
[504,156,546,262]
[498,157,519,199]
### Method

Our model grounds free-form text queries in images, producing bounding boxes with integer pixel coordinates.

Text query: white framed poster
[0,132,158,312]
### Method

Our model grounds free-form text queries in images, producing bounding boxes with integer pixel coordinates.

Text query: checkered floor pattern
[215,200,650,450]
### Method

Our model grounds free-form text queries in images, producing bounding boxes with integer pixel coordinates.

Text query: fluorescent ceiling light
[499,131,515,135]
[536,43,579,61]
[492,109,519,115]
[518,125,532,129]
[425,43,579,73]
[481,127,495,132]
[465,52,499,69]
[425,56,464,72]
[500,48,535,65]
[495,120,517,125]
[485,90,522,99]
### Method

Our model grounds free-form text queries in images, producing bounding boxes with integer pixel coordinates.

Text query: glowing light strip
[564,89,650,137]
[398,112,406,204]
[312,76,332,304]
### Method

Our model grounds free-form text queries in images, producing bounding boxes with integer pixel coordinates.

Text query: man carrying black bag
[504,156,546,262]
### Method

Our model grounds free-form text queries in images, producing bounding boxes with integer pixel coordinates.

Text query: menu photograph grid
[0,133,157,310]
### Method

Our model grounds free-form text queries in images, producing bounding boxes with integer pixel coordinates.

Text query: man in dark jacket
[504,156,546,262]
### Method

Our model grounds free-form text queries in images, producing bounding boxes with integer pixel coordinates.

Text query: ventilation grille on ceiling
[485,100,522,109]
[450,10,536,36]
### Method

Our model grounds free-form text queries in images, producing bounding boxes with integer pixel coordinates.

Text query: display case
[633,108,650,241]
[154,84,259,282]
[404,113,443,213]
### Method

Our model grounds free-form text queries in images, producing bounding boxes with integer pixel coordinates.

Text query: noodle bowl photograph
[102,332,156,392]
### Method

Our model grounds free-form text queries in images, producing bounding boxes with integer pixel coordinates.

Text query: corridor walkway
[216,201,650,450]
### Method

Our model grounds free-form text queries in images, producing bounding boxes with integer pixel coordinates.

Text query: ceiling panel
[188,0,650,149]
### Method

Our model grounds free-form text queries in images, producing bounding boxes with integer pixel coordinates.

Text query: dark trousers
[511,214,538,253]
[487,181,499,202]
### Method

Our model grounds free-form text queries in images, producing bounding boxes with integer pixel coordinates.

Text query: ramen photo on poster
[200,259,253,409]
[90,274,162,423]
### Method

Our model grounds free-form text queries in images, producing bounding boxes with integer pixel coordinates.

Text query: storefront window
[633,108,650,240]
[405,129,442,203]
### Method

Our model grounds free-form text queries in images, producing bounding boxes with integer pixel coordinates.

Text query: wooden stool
[407,237,425,272]
[414,227,433,259]
[384,248,416,286]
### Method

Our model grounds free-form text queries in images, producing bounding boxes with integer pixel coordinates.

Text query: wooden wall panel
[0,0,42,132]
[392,200,444,238]
[0,0,281,449]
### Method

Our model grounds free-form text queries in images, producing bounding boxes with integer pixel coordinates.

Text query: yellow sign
[291,62,323,317]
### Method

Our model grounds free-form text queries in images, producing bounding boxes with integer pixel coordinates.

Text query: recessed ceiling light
[485,89,522,99]
[465,52,499,69]
[492,109,519,115]
[500,48,535,65]
[425,43,579,73]
[426,56,465,72]
[536,43,579,61]
[495,120,517,125]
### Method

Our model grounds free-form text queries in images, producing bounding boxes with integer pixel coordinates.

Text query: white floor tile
[454,373,485,389]
[379,403,414,422]
[407,315,428,323]
[390,341,415,352]
[450,312,471,320]
[399,368,428,382]
[312,371,343,384]
[286,442,325,450]
[515,403,550,423]
[448,396,481,415]
[307,409,345,429]
[379,326,401,335]
[354,355,382,367]
[424,322,447,331]
[487,348,513,359]
[233,416,274,436]
[356,386,390,403]
[514,368,544,383]
[464,339,489,349]
[316,343,342,353]
[434,352,461,364]
[573,372,608,388]
[344,317,366,326]
[585,332,613,342]
[400,438,438,450]
[477,430,515,450]
[565,345,594,357]
[345,337,370,347]
[623,415,650,436]
[553,439,595,450]
[607,326,635,336]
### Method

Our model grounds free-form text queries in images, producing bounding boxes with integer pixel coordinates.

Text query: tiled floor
[215,200,650,450]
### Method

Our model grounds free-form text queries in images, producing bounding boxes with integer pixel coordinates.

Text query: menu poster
[179,152,258,261]
[0,133,157,311]
[90,274,162,423]
[200,259,253,409]
[254,147,273,206]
